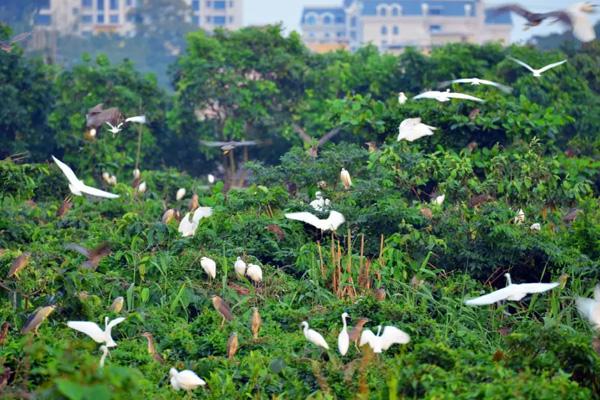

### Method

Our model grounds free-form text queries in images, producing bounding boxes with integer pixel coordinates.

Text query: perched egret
[508,57,567,77]
[310,191,331,212]
[340,168,352,189]
[301,321,329,350]
[434,194,445,205]
[169,368,206,391]
[439,78,512,93]
[338,313,350,356]
[102,172,111,184]
[136,181,147,194]
[246,264,263,284]
[64,243,111,271]
[52,156,119,199]
[227,332,239,359]
[200,257,217,279]
[514,209,525,224]
[576,285,600,329]
[464,273,559,305]
[110,297,124,313]
[178,207,213,237]
[99,345,109,368]
[398,92,408,104]
[285,210,345,232]
[108,175,117,186]
[21,305,56,335]
[176,188,186,201]
[208,174,216,184]
[67,317,125,348]
[251,307,262,339]
[360,325,410,353]
[212,295,234,323]
[141,332,165,364]
[413,90,485,103]
[133,168,141,179]
[125,115,146,124]
[530,223,541,231]
[105,121,123,136]
[234,257,247,278]
[7,252,31,278]
[397,118,437,142]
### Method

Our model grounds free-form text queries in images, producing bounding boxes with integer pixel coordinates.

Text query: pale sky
[244,1,600,43]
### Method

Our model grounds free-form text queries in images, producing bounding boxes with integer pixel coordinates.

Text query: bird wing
[380,326,410,349]
[105,121,116,130]
[67,321,106,343]
[107,317,125,331]
[576,297,596,321]
[445,92,485,102]
[464,286,514,305]
[359,329,377,347]
[200,140,229,147]
[413,91,437,100]
[79,183,120,199]
[538,60,567,74]
[492,4,537,19]
[326,211,346,231]
[178,370,205,386]
[125,115,146,124]
[477,79,513,93]
[285,212,323,229]
[178,212,198,237]
[64,243,91,257]
[235,140,258,146]
[52,156,80,185]
[308,329,329,349]
[516,282,559,294]
[508,57,536,73]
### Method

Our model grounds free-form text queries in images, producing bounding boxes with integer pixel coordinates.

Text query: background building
[301,0,512,53]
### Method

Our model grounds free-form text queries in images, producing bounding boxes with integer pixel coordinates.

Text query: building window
[97,14,105,23]
[213,0,226,9]
[40,0,50,9]
[229,16,233,22]
[192,0,200,11]
[34,14,51,25]
[213,15,226,25]
[192,15,199,25]
[97,0,104,10]
[379,7,387,16]
[110,14,119,23]
[429,24,442,33]
[206,1,211,7]
[110,0,118,9]
[335,15,344,23]
[229,0,233,6]
[391,7,399,16]
[205,16,211,22]
[82,0,92,8]
[429,8,442,15]
[323,15,332,24]
[350,16,356,27]
[350,31,356,39]
[381,25,387,35]
[306,15,316,25]
[393,25,399,35]
[81,14,93,23]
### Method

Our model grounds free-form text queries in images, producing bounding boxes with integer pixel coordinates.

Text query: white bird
[234,257,247,277]
[439,78,512,93]
[200,256,217,279]
[89,128,97,138]
[340,168,352,189]
[338,312,350,356]
[576,285,600,329]
[514,209,525,224]
[397,118,437,142]
[169,368,206,391]
[398,92,408,104]
[246,263,263,284]
[178,207,213,237]
[285,210,345,232]
[464,273,559,306]
[562,2,597,42]
[310,191,331,212]
[359,325,410,353]
[136,181,147,193]
[133,168,141,179]
[67,317,125,348]
[105,121,123,136]
[207,174,216,184]
[52,156,119,199]
[108,175,117,186]
[176,188,186,201]
[125,115,146,124]
[530,223,541,231]
[99,345,109,368]
[102,172,111,184]
[433,194,445,205]
[508,57,567,77]
[413,89,485,103]
[301,321,329,350]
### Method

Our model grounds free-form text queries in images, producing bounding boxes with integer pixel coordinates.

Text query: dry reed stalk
[317,241,326,280]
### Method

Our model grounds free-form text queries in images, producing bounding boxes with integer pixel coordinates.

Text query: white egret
[200,257,217,279]
[464,273,559,306]
[310,191,331,212]
[234,257,247,278]
[102,172,111,184]
[508,57,567,77]
[397,118,437,142]
[359,325,410,353]
[178,207,213,237]
[99,345,109,368]
[125,115,146,124]
[52,156,119,199]
[67,317,125,348]
[338,312,350,356]
[136,181,147,193]
[439,78,512,93]
[285,210,345,232]
[434,194,445,205]
[133,169,140,179]
[169,368,206,391]
[576,285,600,329]
[514,209,525,224]
[340,168,352,189]
[108,175,117,186]
[301,321,329,350]
[413,90,485,103]
[208,174,216,184]
[530,223,541,231]
[398,92,408,104]
[105,121,123,136]
[246,263,263,284]
[176,188,186,201]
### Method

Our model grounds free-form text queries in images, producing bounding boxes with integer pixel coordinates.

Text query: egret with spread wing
[508,57,567,77]
[52,156,119,199]
[413,90,485,103]
[439,78,512,93]
[67,317,125,348]
[465,273,559,306]
[397,118,438,142]
[285,210,345,232]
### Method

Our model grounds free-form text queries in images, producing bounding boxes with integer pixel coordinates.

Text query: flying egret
[398,92,408,104]
[227,332,239,359]
[64,243,111,271]
[67,317,125,348]
[212,296,234,323]
[464,273,559,306]
[52,156,119,199]
[99,345,109,368]
[105,121,123,136]
[251,307,262,339]
[246,264,263,284]
[169,368,206,391]
[301,321,329,350]
[178,207,213,237]
[141,332,165,364]
[176,188,186,201]
[200,257,217,279]
[21,305,56,335]
[110,297,124,313]
[340,168,352,189]
[285,210,345,232]
[413,90,485,103]
[397,118,437,142]
[508,57,567,77]
[514,209,525,224]
[234,257,247,278]
[338,312,350,356]
[310,191,331,212]
[7,252,31,278]
[576,285,600,329]
[359,325,410,353]
[439,78,512,93]
[125,115,146,124]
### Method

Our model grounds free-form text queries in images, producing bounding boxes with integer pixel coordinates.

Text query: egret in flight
[67,317,126,348]
[464,273,559,305]
[413,90,485,103]
[285,210,345,232]
[508,57,567,77]
[52,156,119,199]
[397,118,437,142]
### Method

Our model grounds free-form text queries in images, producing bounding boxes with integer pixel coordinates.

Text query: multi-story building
[301,0,512,53]
[32,0,243,36]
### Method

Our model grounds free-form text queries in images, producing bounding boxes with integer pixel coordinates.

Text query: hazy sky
[244,1,599,43]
